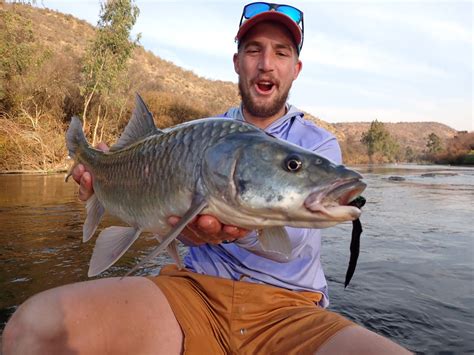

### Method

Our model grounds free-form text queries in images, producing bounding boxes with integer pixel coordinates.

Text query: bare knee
[3,277,183,355]
[3,290,69,355]
[2,308,24,355]
[316,325,412,355]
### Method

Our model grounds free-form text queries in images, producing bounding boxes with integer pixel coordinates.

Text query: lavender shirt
[184,105,342,307]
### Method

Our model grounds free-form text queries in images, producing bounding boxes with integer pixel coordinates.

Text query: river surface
[0,164,473,353]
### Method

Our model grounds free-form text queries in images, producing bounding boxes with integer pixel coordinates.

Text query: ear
[233,53,240,75]
[293,59,302,80]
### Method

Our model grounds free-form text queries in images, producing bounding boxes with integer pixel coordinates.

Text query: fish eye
[284,155,303,172]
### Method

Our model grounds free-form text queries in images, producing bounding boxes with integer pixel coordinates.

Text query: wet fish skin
[66,94,366,277]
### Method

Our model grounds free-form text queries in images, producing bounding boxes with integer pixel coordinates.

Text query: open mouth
[304,179,367,220]
[255,80,276,95]
[324,179,367,205]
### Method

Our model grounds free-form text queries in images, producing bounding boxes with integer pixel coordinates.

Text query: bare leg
[316,325,412,355]
[2,277,183,355]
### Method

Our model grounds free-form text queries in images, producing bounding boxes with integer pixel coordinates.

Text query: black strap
[344,196,366,288]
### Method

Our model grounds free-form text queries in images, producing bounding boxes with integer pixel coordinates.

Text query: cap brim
[236,11,302,50]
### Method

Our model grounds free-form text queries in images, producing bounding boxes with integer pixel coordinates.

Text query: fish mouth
[304,179,367,221]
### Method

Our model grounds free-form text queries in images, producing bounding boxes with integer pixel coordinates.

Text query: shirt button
[240,328,247,335]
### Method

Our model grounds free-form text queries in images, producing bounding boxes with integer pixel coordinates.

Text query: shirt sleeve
[311,135,343,165]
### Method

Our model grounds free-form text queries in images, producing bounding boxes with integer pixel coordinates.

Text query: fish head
[202,132,366,228]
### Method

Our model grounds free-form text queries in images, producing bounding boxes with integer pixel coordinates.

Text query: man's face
[233,21,302,120]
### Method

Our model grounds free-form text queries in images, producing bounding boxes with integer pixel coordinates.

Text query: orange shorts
[149,265,354,354]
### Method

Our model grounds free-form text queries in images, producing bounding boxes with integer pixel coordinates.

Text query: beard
[238,78,291,118]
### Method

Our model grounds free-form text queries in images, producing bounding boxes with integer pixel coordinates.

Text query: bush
[141,91,211,129]
[432,132,474,165]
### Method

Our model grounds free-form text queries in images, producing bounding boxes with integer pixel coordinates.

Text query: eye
[245,46,260,54]
[284,155,303,172]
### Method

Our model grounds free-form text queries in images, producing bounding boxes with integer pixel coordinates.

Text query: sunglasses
[239,2,304,51]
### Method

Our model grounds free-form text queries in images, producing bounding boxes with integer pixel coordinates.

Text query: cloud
[302,33,448,79]
[361,6,473,45]
[296,77,397,103]
[135,4,237,59]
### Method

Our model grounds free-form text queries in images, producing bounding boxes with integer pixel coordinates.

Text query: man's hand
[72,142,109,201]
[168,215,250,245]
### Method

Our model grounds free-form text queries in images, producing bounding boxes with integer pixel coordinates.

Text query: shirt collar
[230,104,304,132]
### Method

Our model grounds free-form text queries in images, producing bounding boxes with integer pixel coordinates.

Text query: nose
[257,49,274,72]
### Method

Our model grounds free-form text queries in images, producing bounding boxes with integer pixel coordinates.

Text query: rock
[388,176,406,181]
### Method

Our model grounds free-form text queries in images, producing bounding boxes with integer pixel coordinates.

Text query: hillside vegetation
[0,3,467,172]
[336,121,460,164]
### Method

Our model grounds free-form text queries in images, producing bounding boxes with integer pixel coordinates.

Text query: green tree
[80,0,140,144]
[361,119,399,162]
[405,146,416,162]
[426,132,442,154]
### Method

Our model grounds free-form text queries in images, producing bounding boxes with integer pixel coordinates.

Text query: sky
[39,0,473,131]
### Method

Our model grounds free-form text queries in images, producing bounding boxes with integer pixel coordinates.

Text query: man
[3,3,410,354]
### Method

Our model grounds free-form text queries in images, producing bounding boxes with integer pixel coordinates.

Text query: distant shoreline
[0,170,67,175]
[2,162,473,176]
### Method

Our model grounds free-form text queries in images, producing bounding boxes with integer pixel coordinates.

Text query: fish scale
[94,120,218,225]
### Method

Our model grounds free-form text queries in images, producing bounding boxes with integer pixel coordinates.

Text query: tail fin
[65,116,88,182]
[66,116,88,159]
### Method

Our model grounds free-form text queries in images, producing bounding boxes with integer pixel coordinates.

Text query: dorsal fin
[110,94,163,151]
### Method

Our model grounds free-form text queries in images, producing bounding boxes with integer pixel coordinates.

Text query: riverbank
[1,159,473,176]
[0,170,67,175]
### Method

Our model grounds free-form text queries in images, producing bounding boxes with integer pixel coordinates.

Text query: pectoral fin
[88,226,141,277]
[167,241,184,270]
[257,227,292,258]
[124,195,207,277]
[153,235,183,269]
[83,195,105,242]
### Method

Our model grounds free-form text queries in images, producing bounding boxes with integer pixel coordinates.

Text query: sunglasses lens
[277,5,302,23]
[239,2,304,52]
[244,3,271,18]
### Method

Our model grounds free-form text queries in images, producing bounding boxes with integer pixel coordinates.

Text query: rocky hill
[334,121,458,151]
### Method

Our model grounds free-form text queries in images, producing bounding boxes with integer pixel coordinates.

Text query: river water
[0,164,472,353]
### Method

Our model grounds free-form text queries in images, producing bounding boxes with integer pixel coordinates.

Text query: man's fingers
[167,216,198,228]
[72,164,85,185]
[167,215,249,244]
[167,216,206,245]
[74,143,107,201]
[78,172,93,201]
[168,216,180,226]
[223,225,239,236]
[96,142,109,152]
[222,225,250,239]
[196,215,222,235]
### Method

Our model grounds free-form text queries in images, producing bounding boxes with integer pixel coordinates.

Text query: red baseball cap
[236,10,303,53]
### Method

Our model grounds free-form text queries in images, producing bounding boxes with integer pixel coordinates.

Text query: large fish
[66,95,366,278]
